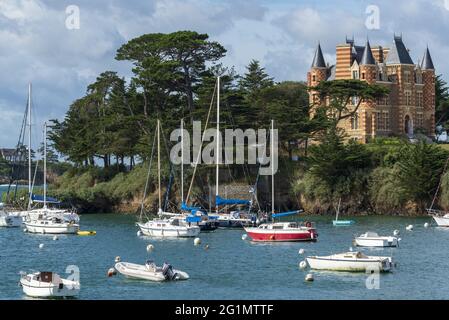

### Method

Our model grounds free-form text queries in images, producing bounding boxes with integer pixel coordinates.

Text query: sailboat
[136,120,200,238]
[24,122,79,234]
[244,120,318,242]
[332,198,355,226]
[427,157,449,226]
[9,84,78,223]
[206,77,257,228]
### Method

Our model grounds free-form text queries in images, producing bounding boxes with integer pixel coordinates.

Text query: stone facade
[307,35,436,143]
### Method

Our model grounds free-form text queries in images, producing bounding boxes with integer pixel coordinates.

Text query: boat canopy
[272,210,303,218]
[216,195,250,206]
[180,202,208,216]
[185,215,202,223]
[31,194,61,204]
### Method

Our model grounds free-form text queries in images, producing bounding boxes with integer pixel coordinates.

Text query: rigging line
[29,159,40,210]
[140,126,158,222]
[430,156,449,210]
[185,80,217,205]
[159,121,178,211]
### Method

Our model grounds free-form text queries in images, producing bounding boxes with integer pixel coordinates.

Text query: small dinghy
[19,271,80,298]
[354,232,399,247]
[115,260,189,282]
[306,251,394,272]
[332,198,354,226]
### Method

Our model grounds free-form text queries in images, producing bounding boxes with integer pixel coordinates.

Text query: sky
[1,0,449,149]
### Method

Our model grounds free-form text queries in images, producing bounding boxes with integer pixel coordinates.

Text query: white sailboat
[306,251,394,272]
[427,157,449,226]
[24,122,79,234]
[11,84,78,223]
[137,119,200,238]
[0,210,22,227]
[354,232,399,247]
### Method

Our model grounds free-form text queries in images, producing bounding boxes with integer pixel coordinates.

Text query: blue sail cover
[216,195,250,206]
[272,210,303,218]
[185,215,202,223]
[31,194,61,204]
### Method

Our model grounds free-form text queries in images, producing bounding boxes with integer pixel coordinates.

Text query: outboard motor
[162,262,176,280]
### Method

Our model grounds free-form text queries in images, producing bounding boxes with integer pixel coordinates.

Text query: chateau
[307,35,436,142]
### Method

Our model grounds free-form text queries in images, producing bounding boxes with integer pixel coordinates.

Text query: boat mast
[215,76,220,214]
[157,119,161,213]
[271,119,274,216]
[181,118,184,204]
[27,83,32,210]
[43,122,47,209]
[335,197,341,221]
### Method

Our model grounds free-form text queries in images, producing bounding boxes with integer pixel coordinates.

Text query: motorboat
[306,251,394,272]
[244,221,317,242]
[19,271,80,298]
[24,215,79,234]
[0,210,22,227]
[137,217,200,238]
[115,260,189,282]
[210,211,257,228]
[354,232,399,247]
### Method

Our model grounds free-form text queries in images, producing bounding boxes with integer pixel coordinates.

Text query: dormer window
[352,70,359,79]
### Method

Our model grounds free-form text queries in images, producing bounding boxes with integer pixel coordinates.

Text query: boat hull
[306,256,392,272]
[25,222,79,234]
[432,215,449,227]
[244,228,317,242]
[137,223,200,238]
[355,237,398,247]
[20,278,80,298]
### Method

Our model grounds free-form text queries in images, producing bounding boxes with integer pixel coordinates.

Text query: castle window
[361,72,366,80]
[351,113,359,130]
[404,71,411,83]
[416,113,424,128]
[383,111,390,130]
[351,96,360,106]
[352,70,359,79]
[417,92,423,108]
[376,112,384,130]
[405,91,412,106]
[312,74,316,82]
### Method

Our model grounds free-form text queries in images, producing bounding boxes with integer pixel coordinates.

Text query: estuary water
[1,211,449,300]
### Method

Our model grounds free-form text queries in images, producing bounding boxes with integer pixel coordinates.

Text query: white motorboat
[306,251,394,272]
[25,215,79,234]
[0,210,22,227]
[137,217,200,237]
[115,260,189,282]
[20,271,80,298]
[354,232,399,247]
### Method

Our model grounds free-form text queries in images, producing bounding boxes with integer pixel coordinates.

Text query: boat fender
[137,230,143,237]
[115,256,121,263]
[107,268,116,277]
[299,261,307,270]
[270,235,275,240]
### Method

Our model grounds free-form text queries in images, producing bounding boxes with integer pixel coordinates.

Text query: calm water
[1,211,449,300]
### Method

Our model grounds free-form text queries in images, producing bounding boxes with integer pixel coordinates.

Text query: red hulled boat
[244,221,317,242]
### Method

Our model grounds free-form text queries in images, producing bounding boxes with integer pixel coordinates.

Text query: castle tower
[385,35,416,136]
[359,40,377,84]
[307,43,327,107]
[421,46,436,136]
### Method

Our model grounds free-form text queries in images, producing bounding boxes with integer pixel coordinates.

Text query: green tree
[435,74,449,126]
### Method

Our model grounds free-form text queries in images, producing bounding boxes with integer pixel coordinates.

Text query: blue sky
[1,0,448,149]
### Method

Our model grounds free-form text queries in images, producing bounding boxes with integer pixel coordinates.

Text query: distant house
[0,148,16,162]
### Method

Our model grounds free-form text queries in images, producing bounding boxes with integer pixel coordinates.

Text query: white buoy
[205,244,210,250]
[393,229,400,236]
[305,273,314,282]
[299,261,307,270]
[53,235,58,241]
[146,244,154,252]
[241,234,248,240]
[298,248,305,255]
[23,228,27,233]
[424,222,430,228]
[115,256,121,263]
[137,231,143,237]
[194,237,201,246]
[406,224,413,231]
[107,268,116,277]
[38,243,44,249]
